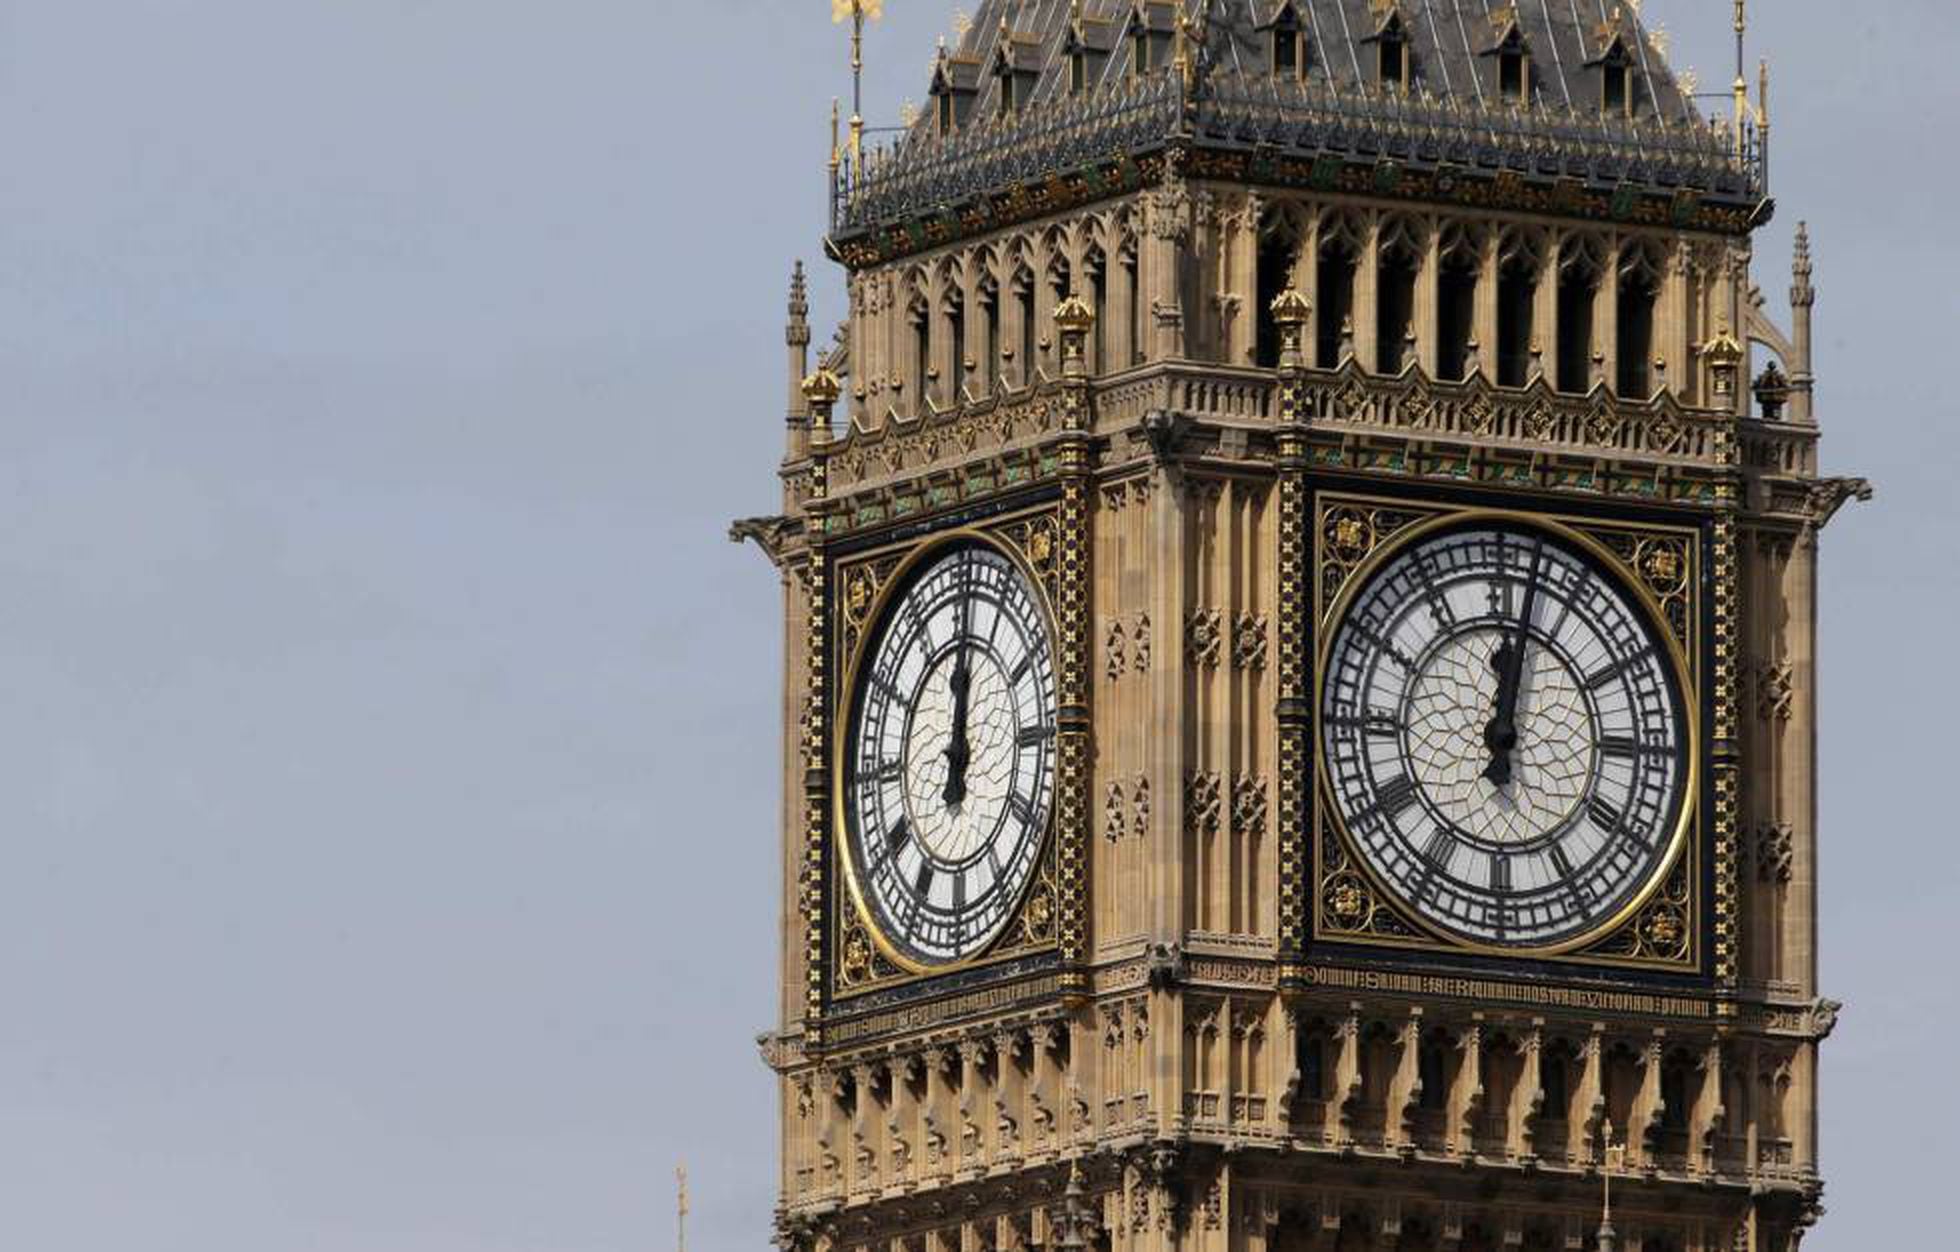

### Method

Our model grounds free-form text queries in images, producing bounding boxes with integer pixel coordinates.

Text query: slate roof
[931,0,1699,127]
[831,1,1762,249]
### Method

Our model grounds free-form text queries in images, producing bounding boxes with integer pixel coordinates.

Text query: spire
[788,261,811,347]
[1789,223,1817,423]
[1791,222,1814,308]
[1054,1160,1091,1250]
[786,261,815,461]
[1732,0,1749,151]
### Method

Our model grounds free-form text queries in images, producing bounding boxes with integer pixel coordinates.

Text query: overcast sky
[0,2,1953,1249]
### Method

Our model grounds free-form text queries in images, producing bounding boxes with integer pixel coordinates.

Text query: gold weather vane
[833,0,886,165]
[676,1164,689,1252]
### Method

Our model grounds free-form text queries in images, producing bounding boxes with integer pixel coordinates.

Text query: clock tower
[738,4,1864,1251]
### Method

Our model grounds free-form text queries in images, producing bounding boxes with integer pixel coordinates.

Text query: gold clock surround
[828,507,1068,995]
[1310,493,1709,971]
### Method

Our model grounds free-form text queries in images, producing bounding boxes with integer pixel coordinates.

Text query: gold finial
[1757,57,1770,126]
[829,97,842,171]
[803,367,845,411]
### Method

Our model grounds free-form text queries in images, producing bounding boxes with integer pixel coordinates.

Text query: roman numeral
[1017,723,1055,749]
[1589,797,1624,834]
[1010,655,1033,684]
[1375,775,1419,819]
[1008,791,1036,825]
[1548,842,1575,880]
[1490,856,1513,894]
[1586,657,1634,691]
[953,872,967,913]
[914,861,935,899]
[1597,736,1640,759]
[1422,827,1456,872]
[887,817,912,855]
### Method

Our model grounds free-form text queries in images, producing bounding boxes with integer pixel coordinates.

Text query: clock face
[843,542,1057,969]
[1320,522,1691,950]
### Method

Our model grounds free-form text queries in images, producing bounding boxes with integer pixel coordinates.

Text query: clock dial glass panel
[845,543,1057,968]
[1320,524,1690,949]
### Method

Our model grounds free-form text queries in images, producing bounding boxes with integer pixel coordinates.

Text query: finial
[1053,294,1096,379]
[788,261,810,345]
[803,367,845,413]
[1757,57,1770,127]
[1270,289,1312,370]
[829,97,842,171]
[1702,321,1745,405]
[1792,221,1815,306]
[1055,1160,1091,1251]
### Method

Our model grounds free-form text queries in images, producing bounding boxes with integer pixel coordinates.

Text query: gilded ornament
[845,569,876,623]
[1329,879,1369,924]
[1463,395,1497,436]
[1027,520,1057,570]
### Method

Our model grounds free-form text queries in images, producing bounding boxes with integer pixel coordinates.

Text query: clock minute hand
[1483,538,1544,786]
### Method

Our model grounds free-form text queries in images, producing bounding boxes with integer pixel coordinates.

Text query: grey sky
[0,2,1951,1249]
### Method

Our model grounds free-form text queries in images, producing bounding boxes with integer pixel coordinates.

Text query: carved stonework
[1188,608,1223,669]
[1755,658,1795,723]
[1186,771,1223,836]
[1755,823,1796,884]
[1233,612,1270,672]
[1232,775,1268,839]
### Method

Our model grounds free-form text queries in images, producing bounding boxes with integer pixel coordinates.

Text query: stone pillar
[1354,211,1382,372]
[1539,232,1564,389]
[1416,215,1441,378]
[1597,235,1621,395]
[1474,228,1501,382]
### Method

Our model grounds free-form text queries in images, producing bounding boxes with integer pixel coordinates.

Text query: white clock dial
[845,543,1056,968]
[1320,523,1690,949]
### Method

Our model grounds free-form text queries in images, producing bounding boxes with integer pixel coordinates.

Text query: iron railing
[832,69,1762,236]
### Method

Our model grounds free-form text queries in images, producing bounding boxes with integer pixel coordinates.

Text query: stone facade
[737,6,1861,1252]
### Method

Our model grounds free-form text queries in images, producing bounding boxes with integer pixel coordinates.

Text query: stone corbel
[1511,1023,1545,1164]
[1572,1027,1606,1167]
[1451,1021,1486,1157]
[1388,1010,1425,1154]
[1692,1040,1726,1176]
[1330,1009,1364,1147]
[1628,1033,1667,1170]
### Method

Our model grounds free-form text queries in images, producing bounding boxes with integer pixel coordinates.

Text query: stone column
[1354,211,1382,372]
[1416,215,1441,378]
[1474,227,1500,382]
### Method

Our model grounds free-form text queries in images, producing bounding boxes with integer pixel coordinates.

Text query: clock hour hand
[942,646,973,806]
[1483,538,1544,787]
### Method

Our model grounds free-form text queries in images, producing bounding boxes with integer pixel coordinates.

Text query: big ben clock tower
[738,4,1865,1251]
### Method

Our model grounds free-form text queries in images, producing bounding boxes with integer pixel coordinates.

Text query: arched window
[1317,230,1359,369]
[1497,227,1544,386]
[1255,211,1303,368]
[1132,26,1151,77]
[1376,217,1421,374]
[1617,240,1664,397]
[1437,222,1482,382]
[1557,237,1605,393]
